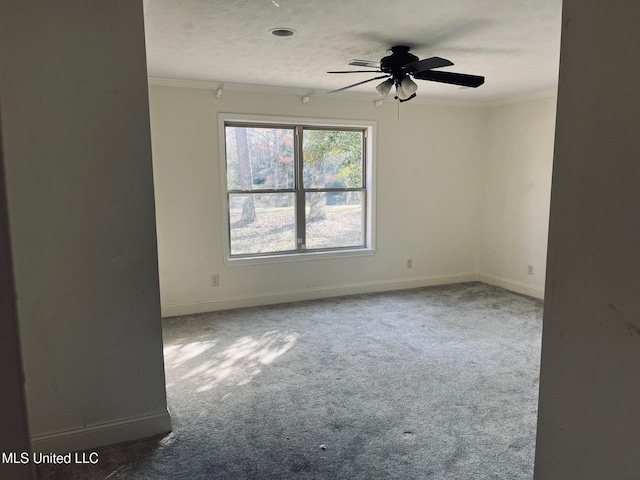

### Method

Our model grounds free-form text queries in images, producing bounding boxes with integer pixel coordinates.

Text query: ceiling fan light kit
[328,45,484,102]
[375,78,394,97]
[400,76,418,96]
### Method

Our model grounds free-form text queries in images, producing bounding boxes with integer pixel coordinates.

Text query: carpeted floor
[36,282,543,479]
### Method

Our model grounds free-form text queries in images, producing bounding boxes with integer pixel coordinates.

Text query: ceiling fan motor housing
[380,46,419,74]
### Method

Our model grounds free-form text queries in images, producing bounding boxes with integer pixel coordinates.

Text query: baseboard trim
[161,273,480,317]
[31,410,171,453]
[478,273,545,299]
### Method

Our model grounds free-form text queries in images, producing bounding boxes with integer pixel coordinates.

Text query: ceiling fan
[327,46,484,102]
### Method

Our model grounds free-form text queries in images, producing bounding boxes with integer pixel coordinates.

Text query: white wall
[478,97,557,298]
[0,1,169,452]
[149,86,485,315]
[150,86,559,315]
[535,0,640,478]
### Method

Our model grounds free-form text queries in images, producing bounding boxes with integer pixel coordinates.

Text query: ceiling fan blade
[404,56,454,73]
[328,70,384,74]
[413,70,485,88]
[348,59,381,68]
[327,75,390,94]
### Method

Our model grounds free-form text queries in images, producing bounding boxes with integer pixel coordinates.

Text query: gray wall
[0,118,33,480]
[0,0,169,450]
[535,0,640,478]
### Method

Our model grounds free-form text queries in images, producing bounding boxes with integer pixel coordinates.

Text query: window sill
[224,247,376,267]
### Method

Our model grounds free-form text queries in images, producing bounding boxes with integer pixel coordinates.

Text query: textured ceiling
[143,0,562,104]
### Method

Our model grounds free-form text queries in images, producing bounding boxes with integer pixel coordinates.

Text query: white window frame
[218,113,377,266]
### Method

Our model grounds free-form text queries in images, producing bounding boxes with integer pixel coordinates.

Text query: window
[220,114,375,263]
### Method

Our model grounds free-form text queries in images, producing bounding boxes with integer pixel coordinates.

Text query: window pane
[305,192,364,249]
[225,126,295,190]
[302,130,363,188]
[229,193,296,255]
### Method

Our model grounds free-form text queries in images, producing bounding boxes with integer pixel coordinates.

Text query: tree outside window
[224,123,368,257]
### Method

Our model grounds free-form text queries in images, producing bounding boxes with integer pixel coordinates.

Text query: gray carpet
[36,282,543,479]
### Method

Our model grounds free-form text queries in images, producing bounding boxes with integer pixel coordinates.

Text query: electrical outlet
[527,264,534,275]
[406,258,413,269]
[211,274,219,286]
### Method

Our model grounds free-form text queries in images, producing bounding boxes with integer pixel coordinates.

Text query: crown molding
[147,77,556,109]
[147,77,489,107]
[148,77,312,96]
[484,87,558,108]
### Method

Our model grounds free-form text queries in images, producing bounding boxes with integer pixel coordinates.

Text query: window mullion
[362,128,367,189]
[228,188,297,194]
[295,126,306,250]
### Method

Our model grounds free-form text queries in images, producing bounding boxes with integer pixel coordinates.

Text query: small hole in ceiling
[270,28,296,37]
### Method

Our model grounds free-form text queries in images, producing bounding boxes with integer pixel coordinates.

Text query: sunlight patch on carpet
[164,331,300,392]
